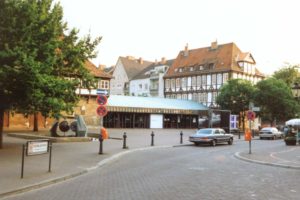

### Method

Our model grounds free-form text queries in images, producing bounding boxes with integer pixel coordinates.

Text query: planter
[284,136,297,146]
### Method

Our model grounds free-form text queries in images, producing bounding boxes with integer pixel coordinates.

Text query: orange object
[101,127,109,139]
[244,129,252,141]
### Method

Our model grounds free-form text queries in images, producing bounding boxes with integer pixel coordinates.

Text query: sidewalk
[0,128,194,199]
[0,129,299,199]
[235,139,300,169]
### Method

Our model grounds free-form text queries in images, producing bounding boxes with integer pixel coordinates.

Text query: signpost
[96,105,108,117]
[21,140,52,178]
[246,110,256,154]
[97,95,108,105]
[96,89,109,96]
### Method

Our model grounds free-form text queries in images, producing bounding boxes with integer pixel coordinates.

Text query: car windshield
[261,128,276,132]
[196,129,213,135]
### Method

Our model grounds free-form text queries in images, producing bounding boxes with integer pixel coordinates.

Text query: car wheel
[194,142,199,146]
[228,138,233,145]
[211,140,216,146]
[259,137,262,140]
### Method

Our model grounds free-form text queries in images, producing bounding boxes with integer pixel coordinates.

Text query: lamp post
[291,82,300,144]
[292,83,300,100]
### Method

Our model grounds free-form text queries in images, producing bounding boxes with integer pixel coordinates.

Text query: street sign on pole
[247,111,256,121]
[96,105,108,117]
[97,95,107,105]
[96,89,109,96]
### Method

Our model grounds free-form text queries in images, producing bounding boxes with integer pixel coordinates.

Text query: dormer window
[199,65,204,70]
[208,63,215,70]
[179,68,183,73]
[190,66,194,71]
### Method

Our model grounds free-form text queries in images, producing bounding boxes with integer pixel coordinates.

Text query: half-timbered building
[164,42,265,107]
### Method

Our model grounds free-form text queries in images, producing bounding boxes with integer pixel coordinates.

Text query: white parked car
[259,127,283,140]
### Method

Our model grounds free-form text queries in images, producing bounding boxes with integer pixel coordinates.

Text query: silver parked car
[189,128,234,146]
[259,127,283,140]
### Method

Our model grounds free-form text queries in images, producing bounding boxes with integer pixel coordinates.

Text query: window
[208,63,215,69]
[212,74,217,85]
[202,75,206,88]
[145,84,148,90]
[100,80,109,89]
[176,78,181,88]
[139,84,142,90]
[199,65,204,70]
[165,79,170,88]
[217,74,222,84]
[190,67,194,71]
[192,76,196,87]
[197,76,201,86]
[171,79,175,89]
[179,68,183,73]
[181,77,186,88]
[206,74,211,86]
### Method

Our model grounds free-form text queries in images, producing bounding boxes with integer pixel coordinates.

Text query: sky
[57,0,300,75]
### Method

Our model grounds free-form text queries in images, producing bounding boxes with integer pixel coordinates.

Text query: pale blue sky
[57,0,300,75]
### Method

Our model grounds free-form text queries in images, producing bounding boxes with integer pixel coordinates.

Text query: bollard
[99,134,103,154]
[123,132,127,149]
[151,131,155,146]
[180,131,183,144]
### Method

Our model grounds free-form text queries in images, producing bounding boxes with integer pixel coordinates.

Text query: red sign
[97,95,108,105]
[247,111,256,121]
[96,105,108,117]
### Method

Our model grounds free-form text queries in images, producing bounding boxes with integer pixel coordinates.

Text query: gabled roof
[119,56,153,80]
[85,60,112,79]
[165,42,264,78]
[131,59,175,80]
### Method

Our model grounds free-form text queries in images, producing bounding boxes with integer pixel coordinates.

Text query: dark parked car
[189,128,234,146]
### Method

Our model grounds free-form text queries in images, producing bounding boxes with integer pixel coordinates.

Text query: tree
[216,79,255,131]
[254,78,299,126]
[273,63,300,86]
[0,0,101,148]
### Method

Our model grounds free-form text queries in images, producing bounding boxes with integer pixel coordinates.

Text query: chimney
[126,56,135,60]
[98,64,106,70]
[211,40,218,50]
[161,57,166,64]
[183,43,189,57]
[138,57,143,64]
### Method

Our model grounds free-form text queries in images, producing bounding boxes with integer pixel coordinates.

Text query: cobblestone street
[4,140,299,200]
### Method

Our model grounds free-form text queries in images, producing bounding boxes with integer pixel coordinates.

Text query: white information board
[27,140,49,156]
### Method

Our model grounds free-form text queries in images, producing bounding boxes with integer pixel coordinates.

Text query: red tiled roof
[165,42,264,77]
[85,60,112,79]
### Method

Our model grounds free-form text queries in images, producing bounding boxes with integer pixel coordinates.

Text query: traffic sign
[247,111,256,121]
[96,105,108,117]
[96,89,109,96]
[97,95,108,105]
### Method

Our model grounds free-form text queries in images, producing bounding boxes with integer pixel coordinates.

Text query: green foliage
[254,78,299,125]
[0,0,101,119]
[216,79,255,114]
[272,63,300,86]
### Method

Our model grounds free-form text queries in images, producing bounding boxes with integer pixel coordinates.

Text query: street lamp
[292,82,300,100]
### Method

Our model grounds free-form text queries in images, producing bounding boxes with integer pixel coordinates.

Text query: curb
[234,152,300,170]
[0,145,172,199]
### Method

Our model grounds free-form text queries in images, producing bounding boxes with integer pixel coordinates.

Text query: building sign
[230,115,238,129]
[26,140,49,156]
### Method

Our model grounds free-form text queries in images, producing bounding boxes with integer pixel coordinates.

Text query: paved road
[4,141,299,200]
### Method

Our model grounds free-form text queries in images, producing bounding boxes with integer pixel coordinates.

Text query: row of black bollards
[99,131,184,154]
